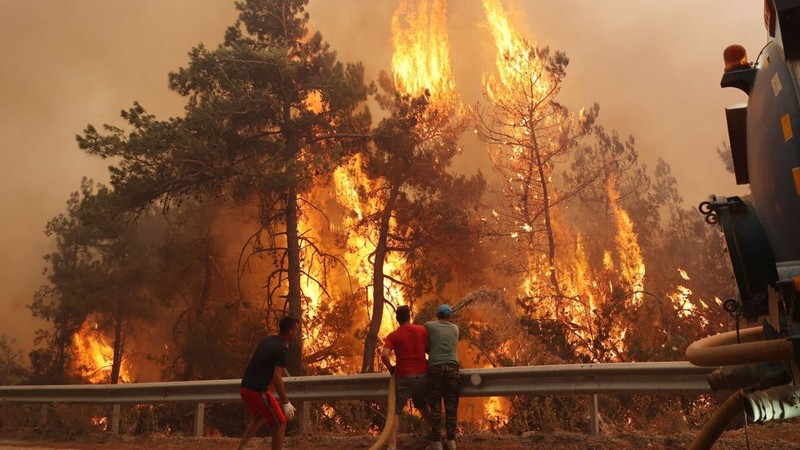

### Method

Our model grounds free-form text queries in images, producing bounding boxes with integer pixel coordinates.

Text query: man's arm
[381,347,395,373]
[424,324,430,354]
[272,366,289,404]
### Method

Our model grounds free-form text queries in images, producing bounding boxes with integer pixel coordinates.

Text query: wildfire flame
[72,321,130,383]
[295,154,410,371]
[297,0,461,372]
[482,0,551,110]
[90,415,108,431]
[391,0,456,110]
[607,174,646,306]
[669,269,708,325]
[332,156,408,338]
[484,395,509,429]
[513,177,648,360]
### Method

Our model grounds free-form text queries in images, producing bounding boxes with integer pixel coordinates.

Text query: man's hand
[380,347,395,375]
[282,401,297,421]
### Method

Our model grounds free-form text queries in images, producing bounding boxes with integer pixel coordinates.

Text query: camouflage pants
[426,363,460,441]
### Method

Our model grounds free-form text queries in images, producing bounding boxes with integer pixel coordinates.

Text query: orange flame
[391,0,456,110]
[515,177,648,360]
[669,269,708,324]
[479,0,649,362]
[484,395,509,429]
[295,154,411,372]
[73,321,130,383]
[332,156,408,338]
[482,0,550,108]
[607,174,646,306]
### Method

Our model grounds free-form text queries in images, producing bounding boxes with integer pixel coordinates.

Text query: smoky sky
[0,0,765,351]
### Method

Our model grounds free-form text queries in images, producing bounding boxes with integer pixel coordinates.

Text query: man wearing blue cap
[424,304,460,450]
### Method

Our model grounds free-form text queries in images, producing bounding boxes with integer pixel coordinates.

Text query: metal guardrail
[0,362,712,403]
[0,361,714,437]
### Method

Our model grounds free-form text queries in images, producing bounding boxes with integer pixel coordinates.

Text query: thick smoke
[0,0,764,355]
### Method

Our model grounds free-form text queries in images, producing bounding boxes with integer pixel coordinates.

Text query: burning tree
[474,0,598,298]
[31,180,161,383]
[353,0,486,373]
[464,0,734,420]
[471,0,658,365]
[472,0,600,361]
[622,159,735,362]
[30,179,102,382]
[355,75,485,372]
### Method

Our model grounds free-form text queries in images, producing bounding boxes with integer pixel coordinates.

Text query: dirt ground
[2,424,800,450]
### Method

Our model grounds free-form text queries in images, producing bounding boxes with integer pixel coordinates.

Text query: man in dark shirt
[381,305,429,450]
[238,316,300,450]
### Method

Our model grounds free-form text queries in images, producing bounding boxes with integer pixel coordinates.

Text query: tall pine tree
[78,0,372,374]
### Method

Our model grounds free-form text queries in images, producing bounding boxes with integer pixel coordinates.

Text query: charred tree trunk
[285,186,304,376]
[54,244,82,380]
[54,315,71,380]
[110,309,123,384]
[361,184,400,373]
[181,236,212,381]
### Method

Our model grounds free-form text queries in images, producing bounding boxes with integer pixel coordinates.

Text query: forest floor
[2,424,800,450]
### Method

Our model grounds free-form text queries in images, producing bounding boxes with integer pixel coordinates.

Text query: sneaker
[445,440,456,450]
[425,442,443,450]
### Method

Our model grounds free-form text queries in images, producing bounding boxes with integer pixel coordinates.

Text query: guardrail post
[38,404,48,430]
[110,404,120,435]
[588,394,599,436]
[298,401,310,434]
[194,403,205,438]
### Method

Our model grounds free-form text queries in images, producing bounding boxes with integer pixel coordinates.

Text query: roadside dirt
[2,424,800,450]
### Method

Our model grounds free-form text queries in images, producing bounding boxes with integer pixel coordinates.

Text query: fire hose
[368,373,396,450]
[687,326,797,449]
[688,390,745,450]
[685,326,794,366]
[690,385,800,449]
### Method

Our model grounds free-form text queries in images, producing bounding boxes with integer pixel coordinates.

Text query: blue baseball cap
[437,304,452,317]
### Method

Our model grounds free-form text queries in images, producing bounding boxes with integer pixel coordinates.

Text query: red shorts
[240,387,286,428]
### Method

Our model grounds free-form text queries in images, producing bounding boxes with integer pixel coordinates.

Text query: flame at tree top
[295,1,460,373]
[476,0,654,362]
[482,0,551,108]
[391,0,457,110]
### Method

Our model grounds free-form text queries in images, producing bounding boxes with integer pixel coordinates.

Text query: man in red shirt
[381,305,429,450]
